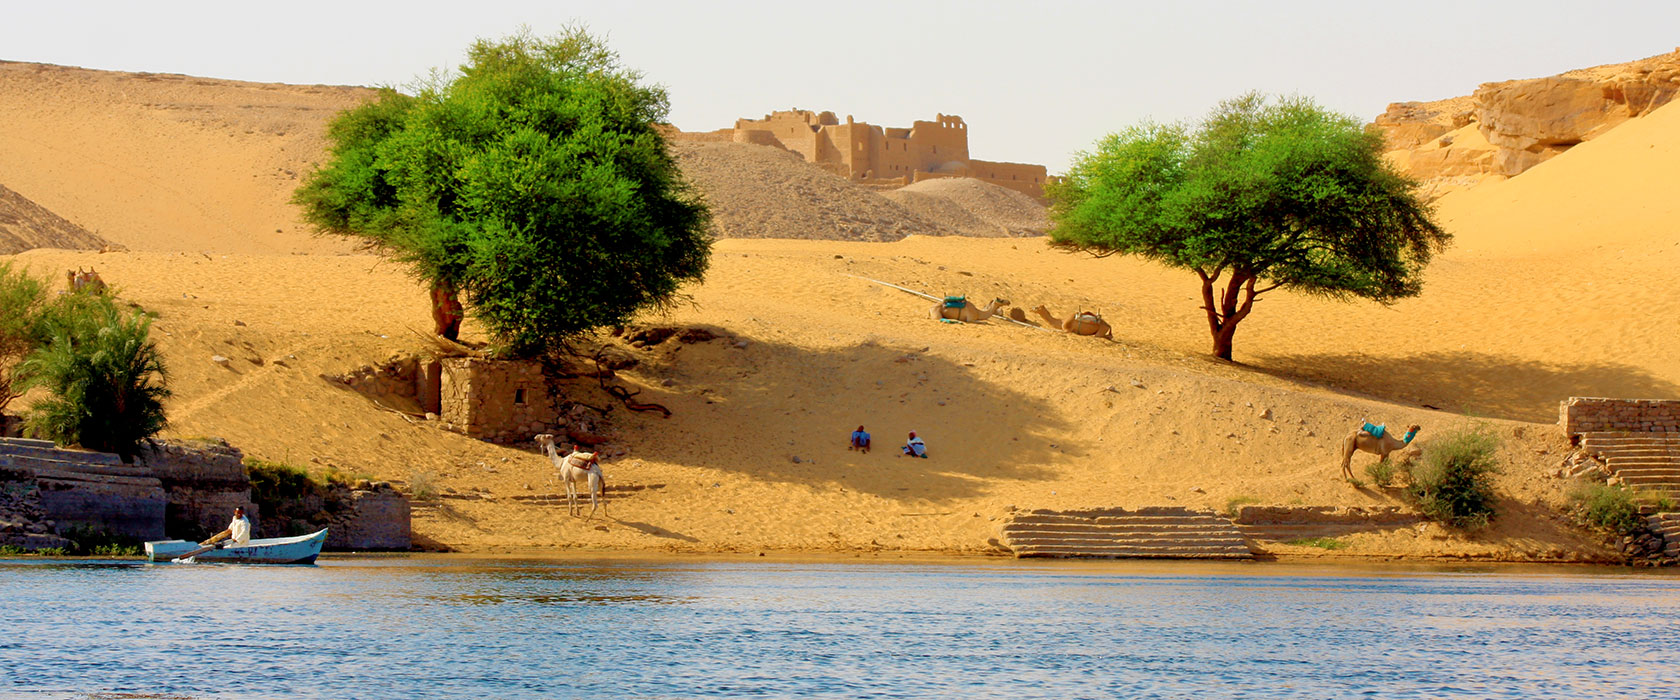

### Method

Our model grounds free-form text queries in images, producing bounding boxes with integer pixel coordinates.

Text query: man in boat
[199,506,252,549]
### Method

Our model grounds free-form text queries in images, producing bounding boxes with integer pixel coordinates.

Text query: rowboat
[145,529,328,564]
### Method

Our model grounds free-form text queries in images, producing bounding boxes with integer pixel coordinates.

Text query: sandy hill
[2,60,1676,562]
[672,141,952,241]
[0,183,116,254]
[882,177,1048,237]
[0,61,371,254]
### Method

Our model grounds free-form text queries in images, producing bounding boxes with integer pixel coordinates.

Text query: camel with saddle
[535,433,607,518]
[1030,305,1112,339]
[1339,423,1421,480]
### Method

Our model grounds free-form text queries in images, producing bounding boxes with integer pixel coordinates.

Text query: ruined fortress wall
[326,489,411,550]
[1561,397,1680,436]
[439,358,560,443]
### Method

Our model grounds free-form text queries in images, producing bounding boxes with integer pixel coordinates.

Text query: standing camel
[535,433,607,518]
[1030,305,1113,339]
[930,297,1009,323]
[1339,424,1421,480]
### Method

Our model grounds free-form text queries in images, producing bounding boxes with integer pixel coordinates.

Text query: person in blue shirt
[901,431,927,458]
[849,425,871,453]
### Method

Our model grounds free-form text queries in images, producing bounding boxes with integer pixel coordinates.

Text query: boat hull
[145,529,328,564]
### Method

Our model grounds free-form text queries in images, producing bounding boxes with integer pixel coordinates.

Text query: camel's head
[992,297,1011,307]
[1403,425,1421,443]
[533,433,554,446]
[1031,304,1047,313]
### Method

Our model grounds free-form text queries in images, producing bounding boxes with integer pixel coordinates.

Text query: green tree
[294,28,711,356]
[0,262,50,413]
[1048,93,1450,360]
[16,297,169,463]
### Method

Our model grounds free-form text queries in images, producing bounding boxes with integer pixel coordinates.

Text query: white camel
[535,433,607,518]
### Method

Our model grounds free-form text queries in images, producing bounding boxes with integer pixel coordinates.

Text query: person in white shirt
[900,431,927,458]
[200,507,252,548]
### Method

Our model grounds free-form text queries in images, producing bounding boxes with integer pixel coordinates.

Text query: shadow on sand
[576,327,1071,502]
[1254,350,1680,422]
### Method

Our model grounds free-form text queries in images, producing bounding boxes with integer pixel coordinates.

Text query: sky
[5,1,1679,173]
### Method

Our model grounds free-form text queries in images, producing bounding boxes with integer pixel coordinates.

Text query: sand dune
[882,177,1048,237]
[1435,98,1680,255]
[0,61,370,254]
[672,141,951,241]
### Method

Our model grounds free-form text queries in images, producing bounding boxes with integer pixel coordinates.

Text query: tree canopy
[1047,93,1450,360]
[294,28,711,356]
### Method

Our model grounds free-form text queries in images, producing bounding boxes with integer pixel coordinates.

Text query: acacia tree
[294,28,711,356]
[1048,93,1450,361]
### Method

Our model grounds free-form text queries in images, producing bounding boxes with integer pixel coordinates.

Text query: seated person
[901,431,927,458]
[849,426,871,453]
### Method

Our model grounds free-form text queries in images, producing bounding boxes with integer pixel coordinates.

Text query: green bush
[1571,483,1644,536]
[60,524,142,556]
[1407,427,1500,529]
[1364,460,1399,488]
[16,297,169,463]
[246,458,342,536]
[1285,537,1347,550]
[0,262,50,413]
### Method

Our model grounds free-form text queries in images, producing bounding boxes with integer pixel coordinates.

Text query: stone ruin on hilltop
[675,109,1050,200]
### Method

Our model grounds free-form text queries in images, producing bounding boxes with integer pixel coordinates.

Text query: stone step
[1007,514,1231,527]
[0,442,124,466]
[0,453,154,479]
[1012,546,1254,559]
[1614,474,1680,485]
[1003,522,1241,534]
[0,438,56,449]
[33,467,164,488]
[997,507,1252,559]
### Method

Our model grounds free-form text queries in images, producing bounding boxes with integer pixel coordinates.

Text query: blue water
[2,556,1677,699]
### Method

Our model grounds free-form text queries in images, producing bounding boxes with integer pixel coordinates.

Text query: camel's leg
[589,473,605,518]
[1340,435,1357,480]
[565,474,580,517]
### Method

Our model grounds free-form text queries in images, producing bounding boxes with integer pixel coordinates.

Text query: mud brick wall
[1561,397,1680,436]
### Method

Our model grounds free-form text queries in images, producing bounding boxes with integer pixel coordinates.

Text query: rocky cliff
[1375,48,1680,195]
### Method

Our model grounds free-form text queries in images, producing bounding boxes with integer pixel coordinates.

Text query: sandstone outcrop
[1374,48,1680,193]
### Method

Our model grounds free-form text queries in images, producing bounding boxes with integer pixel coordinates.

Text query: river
[2,555,1677,699]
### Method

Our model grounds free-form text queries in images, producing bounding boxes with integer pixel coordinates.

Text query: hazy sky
[6,1,1678,172]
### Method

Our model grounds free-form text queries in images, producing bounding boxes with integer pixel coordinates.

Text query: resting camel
[930,297,1009,323]
[535,433,607,518]
[1339,424,1421,480]
[1030,305,1113,339]
[66,268,107,295]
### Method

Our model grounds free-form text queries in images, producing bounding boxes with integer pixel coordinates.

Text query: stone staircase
[1649,513,1680,560]
[1581,432,1680,499]
[1580,433,1680,564]
[997,507,1253,559]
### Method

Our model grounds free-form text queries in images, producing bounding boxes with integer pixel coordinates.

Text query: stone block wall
[147,438,258,540]
[439,358,562,443]
[1561,397,1680,437]
[325,488,411,550]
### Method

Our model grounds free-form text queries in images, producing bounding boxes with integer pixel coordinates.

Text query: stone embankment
[997,507,1253,559]
[1,437,166,543]
[0,436,411,552]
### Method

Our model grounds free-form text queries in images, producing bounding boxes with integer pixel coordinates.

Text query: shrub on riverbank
[1407,427,1500,529]
[246,458,353,537]
[1570,483,1646,536]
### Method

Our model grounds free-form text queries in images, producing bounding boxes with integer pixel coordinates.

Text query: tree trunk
[430,281,464,341]
[1199,269,1257,362]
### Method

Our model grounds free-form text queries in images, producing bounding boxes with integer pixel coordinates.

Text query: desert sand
[3,61,1677,562]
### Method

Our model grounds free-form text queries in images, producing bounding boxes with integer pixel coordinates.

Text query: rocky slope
[1375,48,1680,195]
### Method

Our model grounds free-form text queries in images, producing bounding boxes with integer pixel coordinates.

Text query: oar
[171,544,218,562]
[173,532,229,562]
